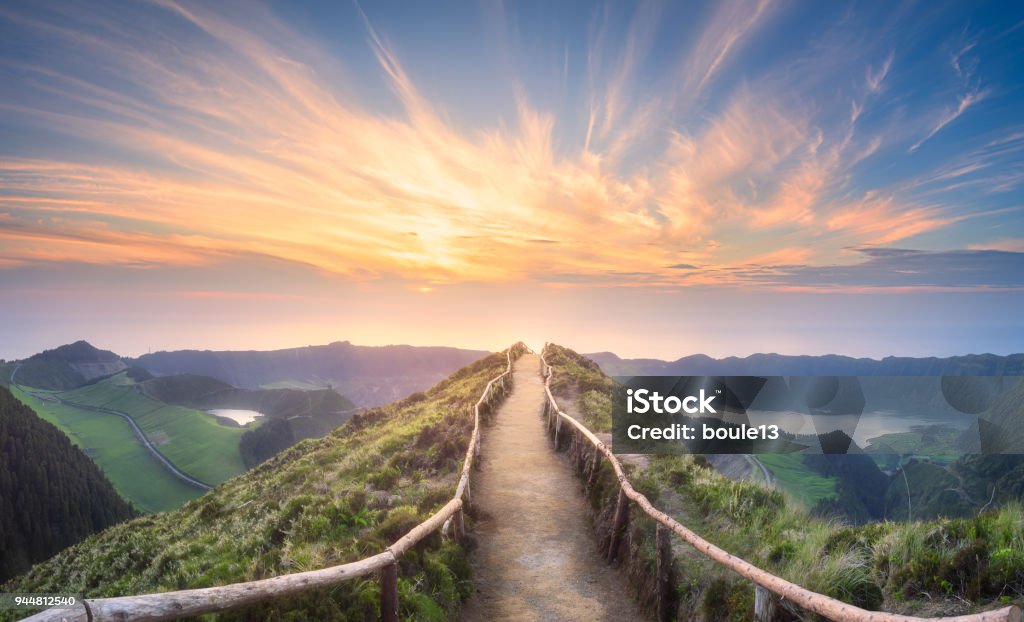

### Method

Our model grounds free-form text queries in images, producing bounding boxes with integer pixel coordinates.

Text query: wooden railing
[22,347,520,622]
[539,349,1021,622]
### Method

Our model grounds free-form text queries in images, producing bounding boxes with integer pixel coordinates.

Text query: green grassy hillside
[2,347,520,621]
[9,386,202,513]
[546,343,1023,619]
[60,373,247,485]
[13,341,127,390]
[757,453,838,506]
[138,372,357,467]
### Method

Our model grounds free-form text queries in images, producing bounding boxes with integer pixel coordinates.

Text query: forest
[0,386,135,582]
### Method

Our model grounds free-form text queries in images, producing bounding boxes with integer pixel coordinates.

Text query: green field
[758,453,839,507]
[10,386,201,513]
[61,374,247,485]
[865,425,963,458]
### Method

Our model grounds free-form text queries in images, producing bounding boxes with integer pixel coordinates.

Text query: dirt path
[461,353,646,621]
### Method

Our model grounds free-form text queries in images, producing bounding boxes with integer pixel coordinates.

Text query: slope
[590,350,1024,522]
[2,348,516,621]
[12,341,126,390]
[0,386,135,582]
[58,373,247,485]
[548,343,1024,618]
[8,385,203,513]
[138,373,357,466]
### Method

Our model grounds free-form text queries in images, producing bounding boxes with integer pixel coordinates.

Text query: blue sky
[0,0,1023,360]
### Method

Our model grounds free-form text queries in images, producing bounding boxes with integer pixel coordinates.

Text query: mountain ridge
[588,350,1024,376]
[132,341,490,407]
[10,341,127,390]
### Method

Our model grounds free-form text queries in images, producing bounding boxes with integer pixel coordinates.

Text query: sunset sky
[2,0,1023,360]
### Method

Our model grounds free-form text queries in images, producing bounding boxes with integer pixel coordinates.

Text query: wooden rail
[539,349,1021,622]
[22,347,520,622]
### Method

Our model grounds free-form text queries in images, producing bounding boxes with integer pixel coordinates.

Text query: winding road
[748,454,775,488]
[9,364,212,490]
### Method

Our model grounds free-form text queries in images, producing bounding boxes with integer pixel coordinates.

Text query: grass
[758,453,839,507]
[60,374,247,485]
[865,425,963,456]
[579,389,613,432]
[543,344,614,434]
[9,386,201,513]
[2,346,525,622]
[546,343,1024,619]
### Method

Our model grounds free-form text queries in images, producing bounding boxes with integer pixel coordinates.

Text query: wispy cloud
[909,89,989,152]
[729,247,1024,290]
[825,198,954,245]
[866,50,893,92]
[951,41,977,78]
[679,0,774,99]
[0,0,1019,294]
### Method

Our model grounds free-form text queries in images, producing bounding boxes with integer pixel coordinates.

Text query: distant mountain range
[587,351,1024,377]
[4,339,490,408]
[132,341,490,407]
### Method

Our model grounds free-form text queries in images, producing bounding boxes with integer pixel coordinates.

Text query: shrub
[369,465,401,490]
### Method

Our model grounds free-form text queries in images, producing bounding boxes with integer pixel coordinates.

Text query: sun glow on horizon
[1,0,1023,359]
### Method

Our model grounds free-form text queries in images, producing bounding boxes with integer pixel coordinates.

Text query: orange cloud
[0,1,972,292]
[826,198,953,245]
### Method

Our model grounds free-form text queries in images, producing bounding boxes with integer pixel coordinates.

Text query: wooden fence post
[607,487,629,563]
[380,563,398,622]
[657,525,674,622]
[754,585,776,622]
[587,450,601,490]
[454,508,466,541]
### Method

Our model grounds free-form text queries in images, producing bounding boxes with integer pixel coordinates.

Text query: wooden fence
[22,347,520,622]
[539,350,1021,622]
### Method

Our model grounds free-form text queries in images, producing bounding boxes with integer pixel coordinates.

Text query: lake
[743,409,975,450]
[208,408,265,425]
